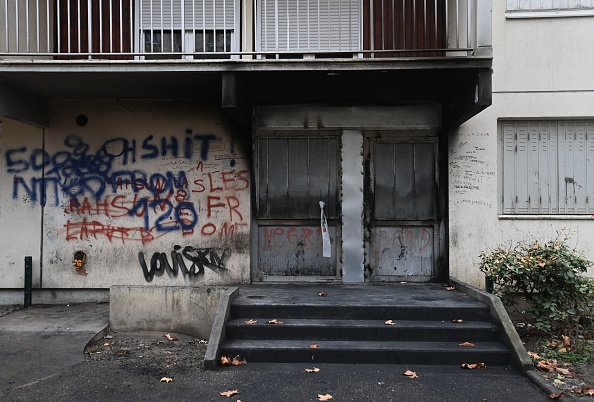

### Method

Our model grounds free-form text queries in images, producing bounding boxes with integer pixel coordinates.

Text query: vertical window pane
[195,30,232,52]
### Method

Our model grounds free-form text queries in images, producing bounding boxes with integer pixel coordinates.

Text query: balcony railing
[0,0,491,60]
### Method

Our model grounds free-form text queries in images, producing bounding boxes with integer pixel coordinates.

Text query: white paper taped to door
[319,201,331,258]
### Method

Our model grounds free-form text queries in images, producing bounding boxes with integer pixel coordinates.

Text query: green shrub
[479,231,594,335]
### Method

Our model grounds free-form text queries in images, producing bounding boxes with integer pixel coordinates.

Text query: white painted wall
[450,0,594,288]
[1,100,251,289]
[0,119,43,288]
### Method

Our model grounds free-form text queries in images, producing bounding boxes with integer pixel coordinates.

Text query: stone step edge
[226,318,499,329]
[221,339,509,352]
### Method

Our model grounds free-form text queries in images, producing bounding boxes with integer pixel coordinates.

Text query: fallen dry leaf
[452,319,464,323]
[537,360,560,372]
[245,319,257,325]
[305,367,320,373]
[267,319,285,325]
[579,386,594,396]
[317,394,333,401]
[547,341,558,348]
[558,347,568,353]
[549,391,563,399]
[319,291,327,297]
[220,356,232,366]
[220,389,240,398]
[528,351,541,359]
[561,334,571,347]
[384,320,396,325]
[231,355,247,366]
[555,367,573,378]
[445,286,456,291]
[104,335,113,339]
[309,344,319,349]
[103,342,111,346]
[459,342,475,347]
[461,363,486,370]
[402,369,419,378]
[164,333,179,341]
[160,377,173,383]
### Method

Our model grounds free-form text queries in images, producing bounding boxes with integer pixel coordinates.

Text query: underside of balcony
[0,56,491,129]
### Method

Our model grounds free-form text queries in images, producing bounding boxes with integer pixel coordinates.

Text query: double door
[254,131,440,282]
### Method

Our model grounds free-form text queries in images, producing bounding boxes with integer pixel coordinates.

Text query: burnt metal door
[254,134,340,280]
[368,137,438,281]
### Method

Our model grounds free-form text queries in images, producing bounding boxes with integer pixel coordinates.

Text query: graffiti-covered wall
[2,100,251,288]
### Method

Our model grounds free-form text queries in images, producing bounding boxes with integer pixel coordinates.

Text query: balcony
[0,1,492,128]
[0,0,491,60]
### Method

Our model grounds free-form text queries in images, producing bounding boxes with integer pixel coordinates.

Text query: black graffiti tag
[138,245,229,282]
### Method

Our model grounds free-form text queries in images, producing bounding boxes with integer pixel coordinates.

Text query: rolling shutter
[258,0,360,52]
[140,0,236,30]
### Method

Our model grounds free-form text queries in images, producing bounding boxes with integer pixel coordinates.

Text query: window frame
[505,0,594,19]
[135,0,240,58]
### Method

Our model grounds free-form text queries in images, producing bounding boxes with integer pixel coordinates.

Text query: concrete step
[214,285,512,367]
[220,339,511,365]
[229,304,491,321]
[225,318,501,342]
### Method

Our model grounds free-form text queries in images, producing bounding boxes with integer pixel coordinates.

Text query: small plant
[479,230,594,336]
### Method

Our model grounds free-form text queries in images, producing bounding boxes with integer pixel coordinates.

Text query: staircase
[218,284,511,365]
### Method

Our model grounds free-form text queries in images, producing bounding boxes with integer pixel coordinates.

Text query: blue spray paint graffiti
[7,132,217,235]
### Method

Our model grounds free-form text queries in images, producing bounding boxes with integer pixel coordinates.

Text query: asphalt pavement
[0,303,553,401]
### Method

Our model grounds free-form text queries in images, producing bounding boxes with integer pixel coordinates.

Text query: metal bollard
[485,276,494,294]
[24,256,32,308]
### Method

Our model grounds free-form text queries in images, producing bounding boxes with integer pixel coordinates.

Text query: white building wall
[450,0,594,288]
[0,119,43,288]
[1,100,251,290]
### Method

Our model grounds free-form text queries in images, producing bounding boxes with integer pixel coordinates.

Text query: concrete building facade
[6,0,589,302]
[450,0,594,287]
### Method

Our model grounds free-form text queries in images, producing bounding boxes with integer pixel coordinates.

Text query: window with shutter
[138,0,238,57]
[500,120,594,215]
[257,0,360,54]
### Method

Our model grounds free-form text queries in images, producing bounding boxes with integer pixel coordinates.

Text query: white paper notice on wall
[319,201,331,258]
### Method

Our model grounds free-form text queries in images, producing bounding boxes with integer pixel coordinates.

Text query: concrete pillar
[341,130,364,283]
